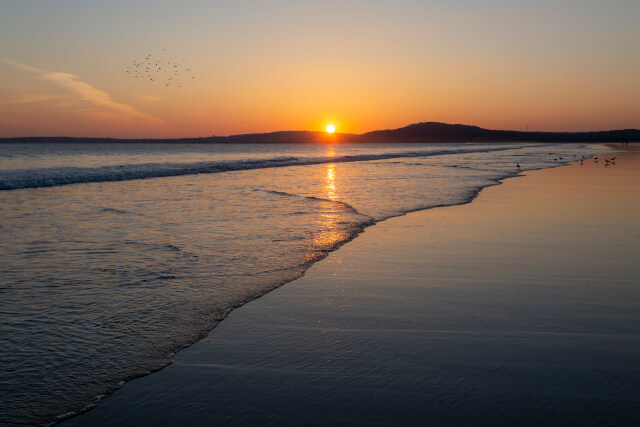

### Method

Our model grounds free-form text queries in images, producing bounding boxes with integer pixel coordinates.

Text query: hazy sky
[1,0,639,138]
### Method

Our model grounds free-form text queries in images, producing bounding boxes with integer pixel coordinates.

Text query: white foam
[0,146,524,191]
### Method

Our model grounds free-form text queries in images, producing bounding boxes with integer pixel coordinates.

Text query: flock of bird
[125,50,195,87]
[590,155,616,166]
[573,154,618,166]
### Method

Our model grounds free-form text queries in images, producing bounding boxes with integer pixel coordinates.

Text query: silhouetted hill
[357,122,640,142]
[2,122,639,143]
[0,131,342,144]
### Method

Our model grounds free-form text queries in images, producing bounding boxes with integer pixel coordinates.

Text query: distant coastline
[2,122,639,144]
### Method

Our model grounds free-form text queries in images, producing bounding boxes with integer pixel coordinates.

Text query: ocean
[0,141,607,425]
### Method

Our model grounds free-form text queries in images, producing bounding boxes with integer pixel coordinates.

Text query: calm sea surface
[0,141,606,425]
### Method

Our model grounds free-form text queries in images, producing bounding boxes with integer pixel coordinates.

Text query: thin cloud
[42,72,158,120]
[0,58,44,73]
[0,94,67,105]
[1,58,161,122]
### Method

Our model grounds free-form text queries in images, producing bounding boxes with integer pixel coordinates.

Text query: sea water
[0,141,606,425]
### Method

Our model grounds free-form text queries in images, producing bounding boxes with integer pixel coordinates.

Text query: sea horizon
[2,121,640,143]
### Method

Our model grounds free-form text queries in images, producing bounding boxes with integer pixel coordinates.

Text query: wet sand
[66,146,640,426]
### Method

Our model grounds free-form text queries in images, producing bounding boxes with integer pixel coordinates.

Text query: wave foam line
[0,145,526,191]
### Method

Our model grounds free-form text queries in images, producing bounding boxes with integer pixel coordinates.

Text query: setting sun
[326,124,335,134]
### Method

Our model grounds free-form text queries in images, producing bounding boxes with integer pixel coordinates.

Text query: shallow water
[0,141,607,425]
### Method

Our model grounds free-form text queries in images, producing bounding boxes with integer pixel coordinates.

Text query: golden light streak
[326,164,337,201]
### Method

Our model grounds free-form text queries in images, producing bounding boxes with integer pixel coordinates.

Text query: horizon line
[2,121,640,141]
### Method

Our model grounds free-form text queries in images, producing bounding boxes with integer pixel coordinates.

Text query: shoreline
[63,145,640,426]
[47,145,599,424]
[0,142,608,426]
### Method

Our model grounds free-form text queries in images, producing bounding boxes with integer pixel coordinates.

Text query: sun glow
[326,124,335,133]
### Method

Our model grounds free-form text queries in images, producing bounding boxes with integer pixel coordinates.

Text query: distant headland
[2,122,639,144]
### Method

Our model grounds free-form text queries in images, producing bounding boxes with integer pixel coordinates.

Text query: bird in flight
[124,49,196,88]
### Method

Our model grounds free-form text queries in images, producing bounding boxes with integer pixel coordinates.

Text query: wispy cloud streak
[1,58,160,122]
[0,58,44,73]
[41,72,156,120]
[0,94,67,105]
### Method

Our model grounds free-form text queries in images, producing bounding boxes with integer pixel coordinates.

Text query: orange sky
[1,1,639,138]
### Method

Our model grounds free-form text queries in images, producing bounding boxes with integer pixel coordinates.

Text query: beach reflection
[306,161,350,259]
[326,164,337,200]
[325,145,337,200]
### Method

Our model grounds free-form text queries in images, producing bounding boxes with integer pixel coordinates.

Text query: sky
[1,0,639,138]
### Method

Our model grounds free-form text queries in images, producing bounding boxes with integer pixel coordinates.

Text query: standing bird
[516,162,521,168]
